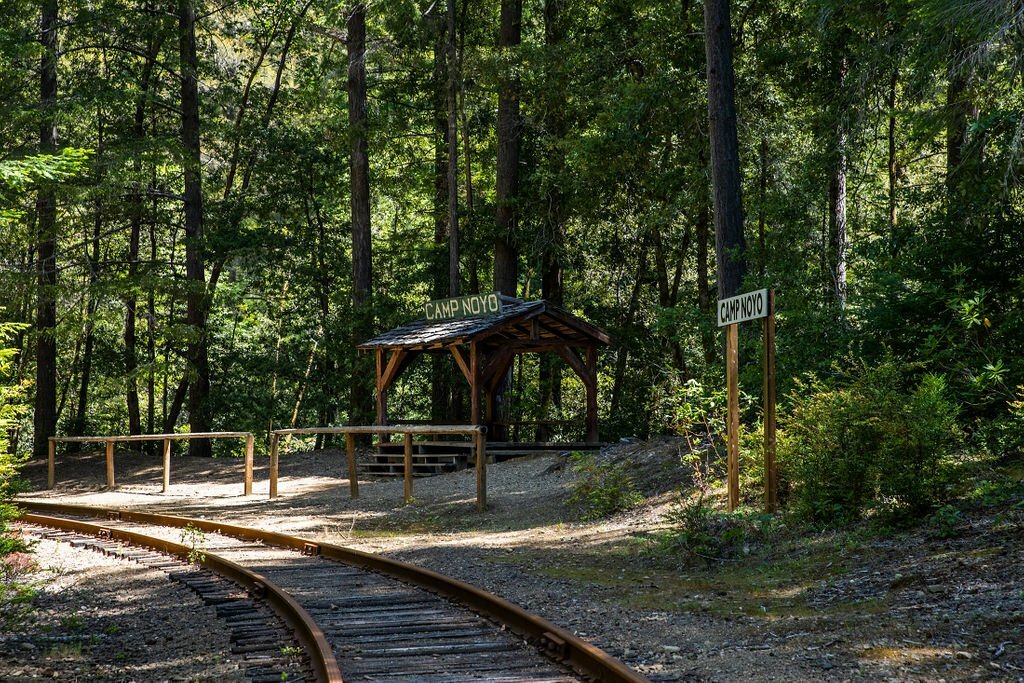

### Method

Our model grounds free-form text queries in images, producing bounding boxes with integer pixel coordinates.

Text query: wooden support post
[375,348,388,444]
[403,433,413,504]
[476,430,487,511]
[162,438,171,493]
[105,440,115,490]
[47,438,55,490]
[243,433,254,496]
[726,323,740,512]
[470,342,480,425]
[763,290,778,512]
[585,346,599,444]
[346,432,359,499]
[269,433,279,499]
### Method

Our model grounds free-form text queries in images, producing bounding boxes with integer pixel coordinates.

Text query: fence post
[162,438,171,493]
[105,441,115,490]
[403,433,413,504]
[346,433,359,499]
[476,429,487,512]
[47,438,56,490]
[269,433,279,499]
[244,433,254,496]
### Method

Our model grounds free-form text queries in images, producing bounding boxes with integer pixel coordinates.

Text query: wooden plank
[726,323,740,511]
[162,438,171,493]
[105,441,115,490]
[51,431,252,443]
[243,432,254,496]
[380,349,411,391]
[763,289,777,512]
[268,433,279,499]
[403,433,413,504]
[346,432,359,499]
[47,438,55,490]
[272,425,483,436]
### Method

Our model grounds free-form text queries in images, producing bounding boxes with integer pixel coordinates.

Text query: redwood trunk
[180,0,211,455]
[703,0,747,303]
[34,0,59,459]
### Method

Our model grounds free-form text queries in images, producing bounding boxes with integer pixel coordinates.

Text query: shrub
[567,452,643,520]
[779,360,961,523]
[0,322,29,557]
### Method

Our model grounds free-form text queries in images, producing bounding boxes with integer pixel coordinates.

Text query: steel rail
[20,509,344,683]
[19,500,649,683]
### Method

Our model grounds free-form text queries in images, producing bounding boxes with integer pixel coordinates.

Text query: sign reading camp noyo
[717,288,769,327]
[717,288,777,514]
[424,291,502,321]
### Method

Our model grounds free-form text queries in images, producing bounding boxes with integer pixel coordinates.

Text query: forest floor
[12,436,1024,682]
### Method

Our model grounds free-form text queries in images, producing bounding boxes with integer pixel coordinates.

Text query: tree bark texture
[348,2,374,427]
[703,0,747,302]
[179,0,212,455]
[494,0,522,297]
[34,0,59,459]
[447,0,460,297]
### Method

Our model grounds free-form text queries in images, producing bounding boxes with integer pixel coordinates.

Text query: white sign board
[717,288,769,327]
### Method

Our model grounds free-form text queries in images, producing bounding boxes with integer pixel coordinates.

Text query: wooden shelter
[357,298,611,443]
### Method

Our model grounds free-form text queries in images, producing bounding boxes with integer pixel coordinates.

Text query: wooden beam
[449,345,472,384]
[585,346,599,444]
[481,347,515,389]
[105,441,115,490]
[763,289,777,512]
[346,433,359,499]
[244,433,254,496]
[163,438,172,493]
[555,346,589,383]
[380,349,413,393]
[403,433,413,504]
[470,341,480,425]
[269,434,279,499]
[726,322,740,512]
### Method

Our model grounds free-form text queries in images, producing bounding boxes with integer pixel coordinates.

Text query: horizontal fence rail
[269,425,487,510]
[48,432,256,496]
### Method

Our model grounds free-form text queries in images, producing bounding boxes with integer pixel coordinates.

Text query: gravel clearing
[14,439,1024,682]
[0,533,246,682]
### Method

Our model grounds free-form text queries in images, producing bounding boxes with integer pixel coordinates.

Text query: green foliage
[657,491,781,563]
[566,452,643,521]
[0,321,28,557]
[779,360,962,523]
[179,524,208,565]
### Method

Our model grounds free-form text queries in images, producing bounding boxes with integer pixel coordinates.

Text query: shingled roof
[358,298,611,351]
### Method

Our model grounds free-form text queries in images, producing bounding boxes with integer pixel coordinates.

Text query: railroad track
[17,501,648,683]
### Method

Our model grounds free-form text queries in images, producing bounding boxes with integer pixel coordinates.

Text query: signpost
[424,291,502,321]
[717,288,777,512]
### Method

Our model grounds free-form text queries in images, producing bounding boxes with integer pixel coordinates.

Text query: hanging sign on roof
[424,291,502,321]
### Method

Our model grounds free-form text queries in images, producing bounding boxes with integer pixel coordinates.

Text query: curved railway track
[17,501,648,683]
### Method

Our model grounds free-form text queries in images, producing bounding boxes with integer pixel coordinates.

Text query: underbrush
[566,452,643,520]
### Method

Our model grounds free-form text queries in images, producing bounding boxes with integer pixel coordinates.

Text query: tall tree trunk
[75,153,103,436]
[493,0,521,297]
[126,36,160,436]
[430,14,450,423]
[447,0,460,297]
[696,194,714,364]
[492,0,522,439]
[945,58,973,200]
[537,0,565,441]
[827,131,848,308]
[826,57,849,309]
[887,69,898,237]
[703,0,747,303]
[34,0,59,459]
[348,2,373,427]
[179,0,211,455]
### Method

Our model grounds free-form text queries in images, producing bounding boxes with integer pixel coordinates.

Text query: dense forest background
[1,0,1023,463]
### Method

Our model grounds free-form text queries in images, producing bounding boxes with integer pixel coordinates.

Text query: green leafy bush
[0,321,29,556]
[779,360,961,523]
[567,452,643,520]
